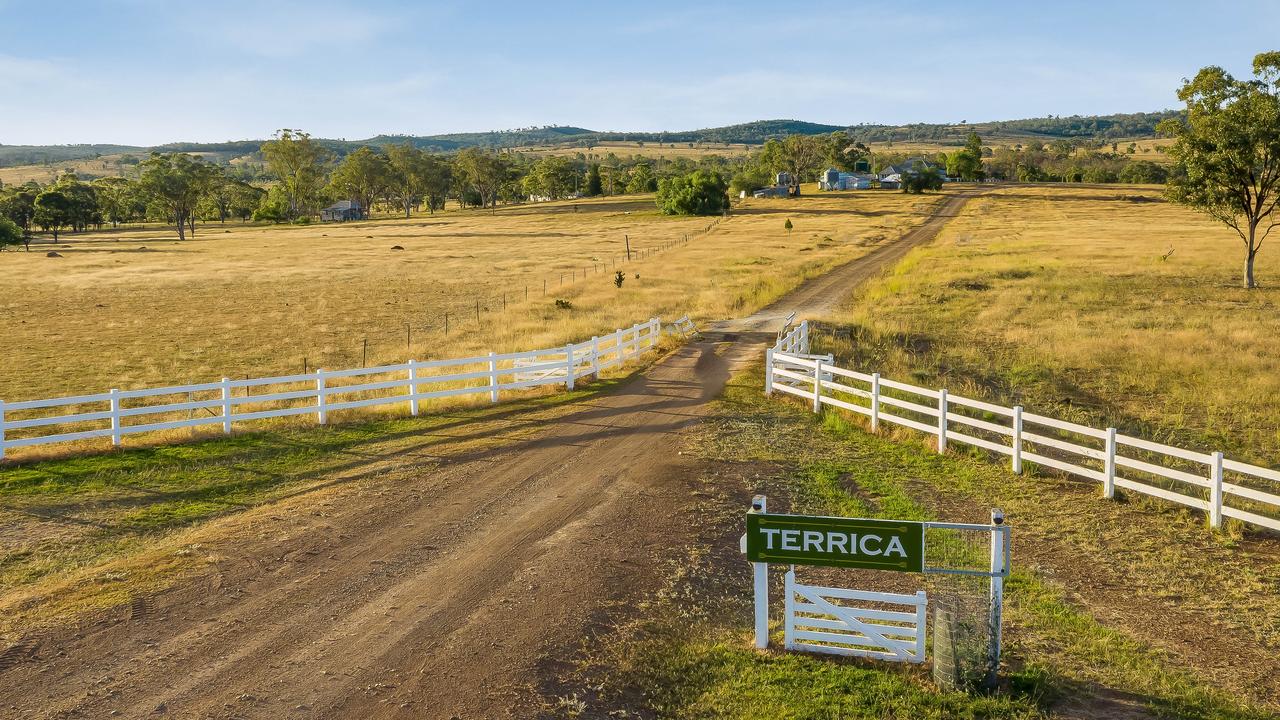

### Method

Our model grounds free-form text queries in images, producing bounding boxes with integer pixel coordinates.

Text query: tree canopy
[656,170,730,216]
[1160,51,1280,288]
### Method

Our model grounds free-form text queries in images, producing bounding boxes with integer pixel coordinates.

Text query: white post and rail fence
[0,318,669,461]
[765,321,1280,532]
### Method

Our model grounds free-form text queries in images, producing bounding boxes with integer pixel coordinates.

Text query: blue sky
[1,0,1278,145]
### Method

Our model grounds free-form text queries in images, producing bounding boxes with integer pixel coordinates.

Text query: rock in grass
[46,251,62,257]
[391,245,404,250]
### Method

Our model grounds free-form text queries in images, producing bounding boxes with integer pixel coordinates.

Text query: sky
[1,0,1278,146]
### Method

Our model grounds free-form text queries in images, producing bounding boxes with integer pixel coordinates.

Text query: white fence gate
[784,571,927,663]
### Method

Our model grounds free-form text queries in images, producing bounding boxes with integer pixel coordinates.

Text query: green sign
[746,513,924,572]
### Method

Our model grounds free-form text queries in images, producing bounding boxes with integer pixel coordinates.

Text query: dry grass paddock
[832,185,1280,466]
[0,189,939,416]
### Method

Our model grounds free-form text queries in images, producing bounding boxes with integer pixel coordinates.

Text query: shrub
[0,216,22,250]
[656,171,730,216]
[554,298,573,310]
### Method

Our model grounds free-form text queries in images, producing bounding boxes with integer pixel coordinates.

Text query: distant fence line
[0,318,675,461]
[767,322,1280,533]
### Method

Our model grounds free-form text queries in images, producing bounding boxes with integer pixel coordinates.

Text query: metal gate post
[987,509,1006,688]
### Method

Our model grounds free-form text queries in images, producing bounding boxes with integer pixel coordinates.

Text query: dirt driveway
[0,191,980,720]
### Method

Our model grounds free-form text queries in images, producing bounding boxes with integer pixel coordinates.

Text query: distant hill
[0,112,1178,169]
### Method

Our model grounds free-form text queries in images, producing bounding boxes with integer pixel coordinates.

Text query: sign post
[743,496,1009,677]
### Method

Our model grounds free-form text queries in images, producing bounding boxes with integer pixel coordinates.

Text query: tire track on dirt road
[0,190,982,720]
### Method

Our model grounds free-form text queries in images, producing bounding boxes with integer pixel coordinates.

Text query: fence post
[937,389,948,453]
[870,373,881,432]
[800,320,810,353]
[591,337,601,378]
[812,357,823,413]
[751,495,769,649]
[783,566,796,650]
[565,344,575,391]
[220,377,232,434]
[1210,451,1224,529]
[316,370,328,425]
[1103,427,1117,499]
[764,349,775,395]
[914,590,928,662]
[488,352,499,403]
[0,399,6,461]
[1011,406,1023,474]
[987,510,1006,689]
[109,388,121,447]
[407,360,419,417]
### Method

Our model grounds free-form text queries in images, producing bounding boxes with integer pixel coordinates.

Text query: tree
[1160,51,1280,288]
[92,176,137,227]
[901,164,944,194]
[385,144,433,217]
[825,131,869,172]
[454,148,507,212]
[784,218,793,235]
[947,132,985,181]
[625,162,658,194]
[656,170,730,216]
[584,163,603,196]
[523,156,579,200]
[0,182,40,232]
[0,216,22,251]
[329,147,390,217]
[260,129,330,219]
[1118,160,1168,185]
[33,189,73,240]
[137,152,214,240]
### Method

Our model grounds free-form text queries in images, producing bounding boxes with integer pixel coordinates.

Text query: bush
[1118,160,1169,184]
[1082,166,1119,183]
[554,298,573,310]
[0,216,22,250]
[901,167,944,194]
[656,171,730,216]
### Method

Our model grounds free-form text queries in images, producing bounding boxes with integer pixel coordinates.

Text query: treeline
[0,129,755,245]
[871,136,1172,184]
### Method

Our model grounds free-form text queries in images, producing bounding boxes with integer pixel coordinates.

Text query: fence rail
[765,323,1280,532]
[0,318,663,460]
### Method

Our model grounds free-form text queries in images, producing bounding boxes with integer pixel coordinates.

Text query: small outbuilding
[321,200,366,222]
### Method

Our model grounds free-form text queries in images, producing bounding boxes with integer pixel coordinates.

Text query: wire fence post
[109,388,121,447]
[407,360,419,416]
[987,510,1007,690]
[316,370,328,425]
[1011,406,1023,474]
[220,377,232,434]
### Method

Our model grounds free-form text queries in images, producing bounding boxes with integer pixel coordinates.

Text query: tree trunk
[176,211,186,241]
[1245,224,1259,289]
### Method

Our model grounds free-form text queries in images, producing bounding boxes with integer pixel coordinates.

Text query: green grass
[0,379,624,630]
[561,369,1277,719]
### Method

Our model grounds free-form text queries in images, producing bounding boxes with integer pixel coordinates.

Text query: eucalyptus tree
[329,147,390,217]
[1160,51,1280,288]
[260,129,331,219]
[137,152,215,240]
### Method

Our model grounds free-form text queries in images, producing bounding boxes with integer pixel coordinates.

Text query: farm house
[320,200,366,222]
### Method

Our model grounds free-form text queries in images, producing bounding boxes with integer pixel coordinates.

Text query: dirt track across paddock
[0,191,982,719]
